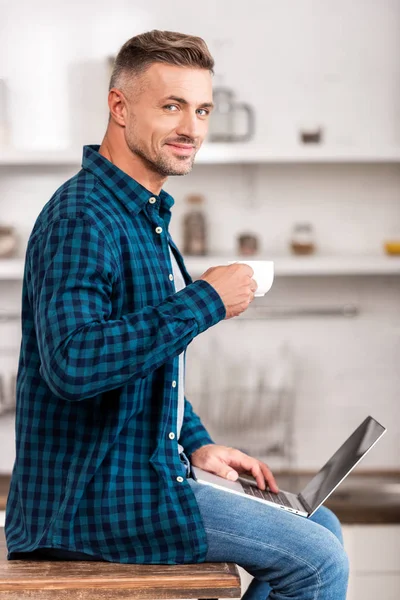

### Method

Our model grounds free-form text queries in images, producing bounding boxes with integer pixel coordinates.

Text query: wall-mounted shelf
[195,145,400,165]
[184,255,400,277]
[0,259,24,279]
[0,150,81,166]
[1,145,400,166]
[1,256,400,281]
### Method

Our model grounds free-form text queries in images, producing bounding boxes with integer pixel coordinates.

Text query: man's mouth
[165,143,195,156]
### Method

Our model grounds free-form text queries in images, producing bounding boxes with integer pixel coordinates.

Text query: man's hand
[199,263,258,319]
[190,444,279,493]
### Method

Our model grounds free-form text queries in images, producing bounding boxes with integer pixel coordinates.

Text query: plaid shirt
[5,145,226,564]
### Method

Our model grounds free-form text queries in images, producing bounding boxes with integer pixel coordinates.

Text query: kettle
[208,87,255,143]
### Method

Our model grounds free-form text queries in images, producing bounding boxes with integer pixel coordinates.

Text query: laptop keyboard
[242,483,293,507]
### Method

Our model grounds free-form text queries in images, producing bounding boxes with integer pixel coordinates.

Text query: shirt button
[169,273,174,281]
[172,380,177,388]
[168,432,175,440]
[155,226,163,234]
[176,476,184,483]
[149,197,157,204]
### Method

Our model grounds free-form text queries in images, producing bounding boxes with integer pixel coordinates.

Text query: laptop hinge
[298,493,313,514]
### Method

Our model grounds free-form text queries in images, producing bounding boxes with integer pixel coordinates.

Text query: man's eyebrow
[160,95,214,109]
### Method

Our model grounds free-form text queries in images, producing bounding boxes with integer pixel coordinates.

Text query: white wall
[0,0,399,472]
[1,0,400,149]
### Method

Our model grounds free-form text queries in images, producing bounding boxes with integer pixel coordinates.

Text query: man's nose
[176,112,201,141]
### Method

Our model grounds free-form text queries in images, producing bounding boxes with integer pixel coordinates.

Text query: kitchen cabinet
[343,525,400,600]
[348,575,400,600]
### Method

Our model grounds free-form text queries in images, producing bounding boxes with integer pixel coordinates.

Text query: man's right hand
[198,263,258,319]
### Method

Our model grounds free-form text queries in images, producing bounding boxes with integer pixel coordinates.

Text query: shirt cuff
[179,279,226,335]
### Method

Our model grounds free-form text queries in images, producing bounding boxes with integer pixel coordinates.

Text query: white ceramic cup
[228,260,274,297]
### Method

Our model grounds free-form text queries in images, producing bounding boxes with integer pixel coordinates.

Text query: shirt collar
[81,145,175,226]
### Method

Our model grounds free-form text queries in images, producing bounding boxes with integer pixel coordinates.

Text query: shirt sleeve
[28,218,226,402]
[179,396,215,457]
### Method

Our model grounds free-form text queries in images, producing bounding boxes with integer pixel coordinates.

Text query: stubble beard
[125,131,195,177]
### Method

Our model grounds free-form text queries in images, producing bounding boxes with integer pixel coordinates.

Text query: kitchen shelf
[2,145,400,166]
[0,259,24,279]
[0,150,82,166]
[185,255,400,276]
[195,145,400,164]
[1,256,400,281]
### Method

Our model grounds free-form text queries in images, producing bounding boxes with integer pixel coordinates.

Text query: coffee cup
[228,260,274,297]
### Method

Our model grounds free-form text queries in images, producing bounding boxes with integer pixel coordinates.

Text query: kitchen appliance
[208,87,255,143]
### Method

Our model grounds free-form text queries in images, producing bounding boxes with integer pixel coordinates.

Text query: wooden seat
[0,528,241,599]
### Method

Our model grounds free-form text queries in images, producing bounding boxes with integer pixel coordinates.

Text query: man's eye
[164,104,178,111]
[197,109,210,116]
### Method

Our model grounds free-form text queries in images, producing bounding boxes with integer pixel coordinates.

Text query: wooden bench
[0,528,241,599]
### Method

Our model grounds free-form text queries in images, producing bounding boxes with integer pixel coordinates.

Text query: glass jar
[237,233,259,256]
[290,223,316,255]
[182,195,207,256]
[0,225,18,258]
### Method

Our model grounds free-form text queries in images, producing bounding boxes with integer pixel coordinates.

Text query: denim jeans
[180,453,349,600]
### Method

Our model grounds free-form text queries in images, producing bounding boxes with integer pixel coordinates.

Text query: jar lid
[186,194,204,204]
[0,225,14,234]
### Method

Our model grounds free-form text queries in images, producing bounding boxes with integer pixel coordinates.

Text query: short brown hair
[109,29,215,91]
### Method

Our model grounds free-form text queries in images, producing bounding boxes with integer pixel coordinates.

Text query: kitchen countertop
[272,470,400,524]
[1,470,400,524]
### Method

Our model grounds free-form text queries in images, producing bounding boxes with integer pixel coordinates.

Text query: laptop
[191,415,386,518]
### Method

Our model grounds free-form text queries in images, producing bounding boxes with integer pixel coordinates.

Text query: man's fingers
[244,461,264,490]
[259,461,279,493]
[215,463,239,482]
[207,447,279,492]
[232,451,279,493]
[231,451,267,491]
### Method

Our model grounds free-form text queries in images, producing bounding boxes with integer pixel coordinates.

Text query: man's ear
[108,88,127,127]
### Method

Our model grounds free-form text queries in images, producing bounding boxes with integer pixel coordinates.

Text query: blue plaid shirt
[5,145,226,564]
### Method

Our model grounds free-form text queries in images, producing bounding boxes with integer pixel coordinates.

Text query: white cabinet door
[343,525,400,600]
[350,575,400,600]
[351,525,400,572]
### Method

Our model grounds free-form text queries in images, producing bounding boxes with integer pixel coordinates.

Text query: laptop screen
[299,416,386,513]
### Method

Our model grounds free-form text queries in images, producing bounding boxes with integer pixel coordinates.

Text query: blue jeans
[180,453,349,600]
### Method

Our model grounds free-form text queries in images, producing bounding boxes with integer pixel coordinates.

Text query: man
[5,30,348,599]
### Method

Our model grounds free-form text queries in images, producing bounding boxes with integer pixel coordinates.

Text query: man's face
[122,63,213,177]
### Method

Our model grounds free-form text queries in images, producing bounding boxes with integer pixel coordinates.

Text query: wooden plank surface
[0,529,240,599]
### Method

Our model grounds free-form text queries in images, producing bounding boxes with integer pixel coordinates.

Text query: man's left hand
[190,444,279,493]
